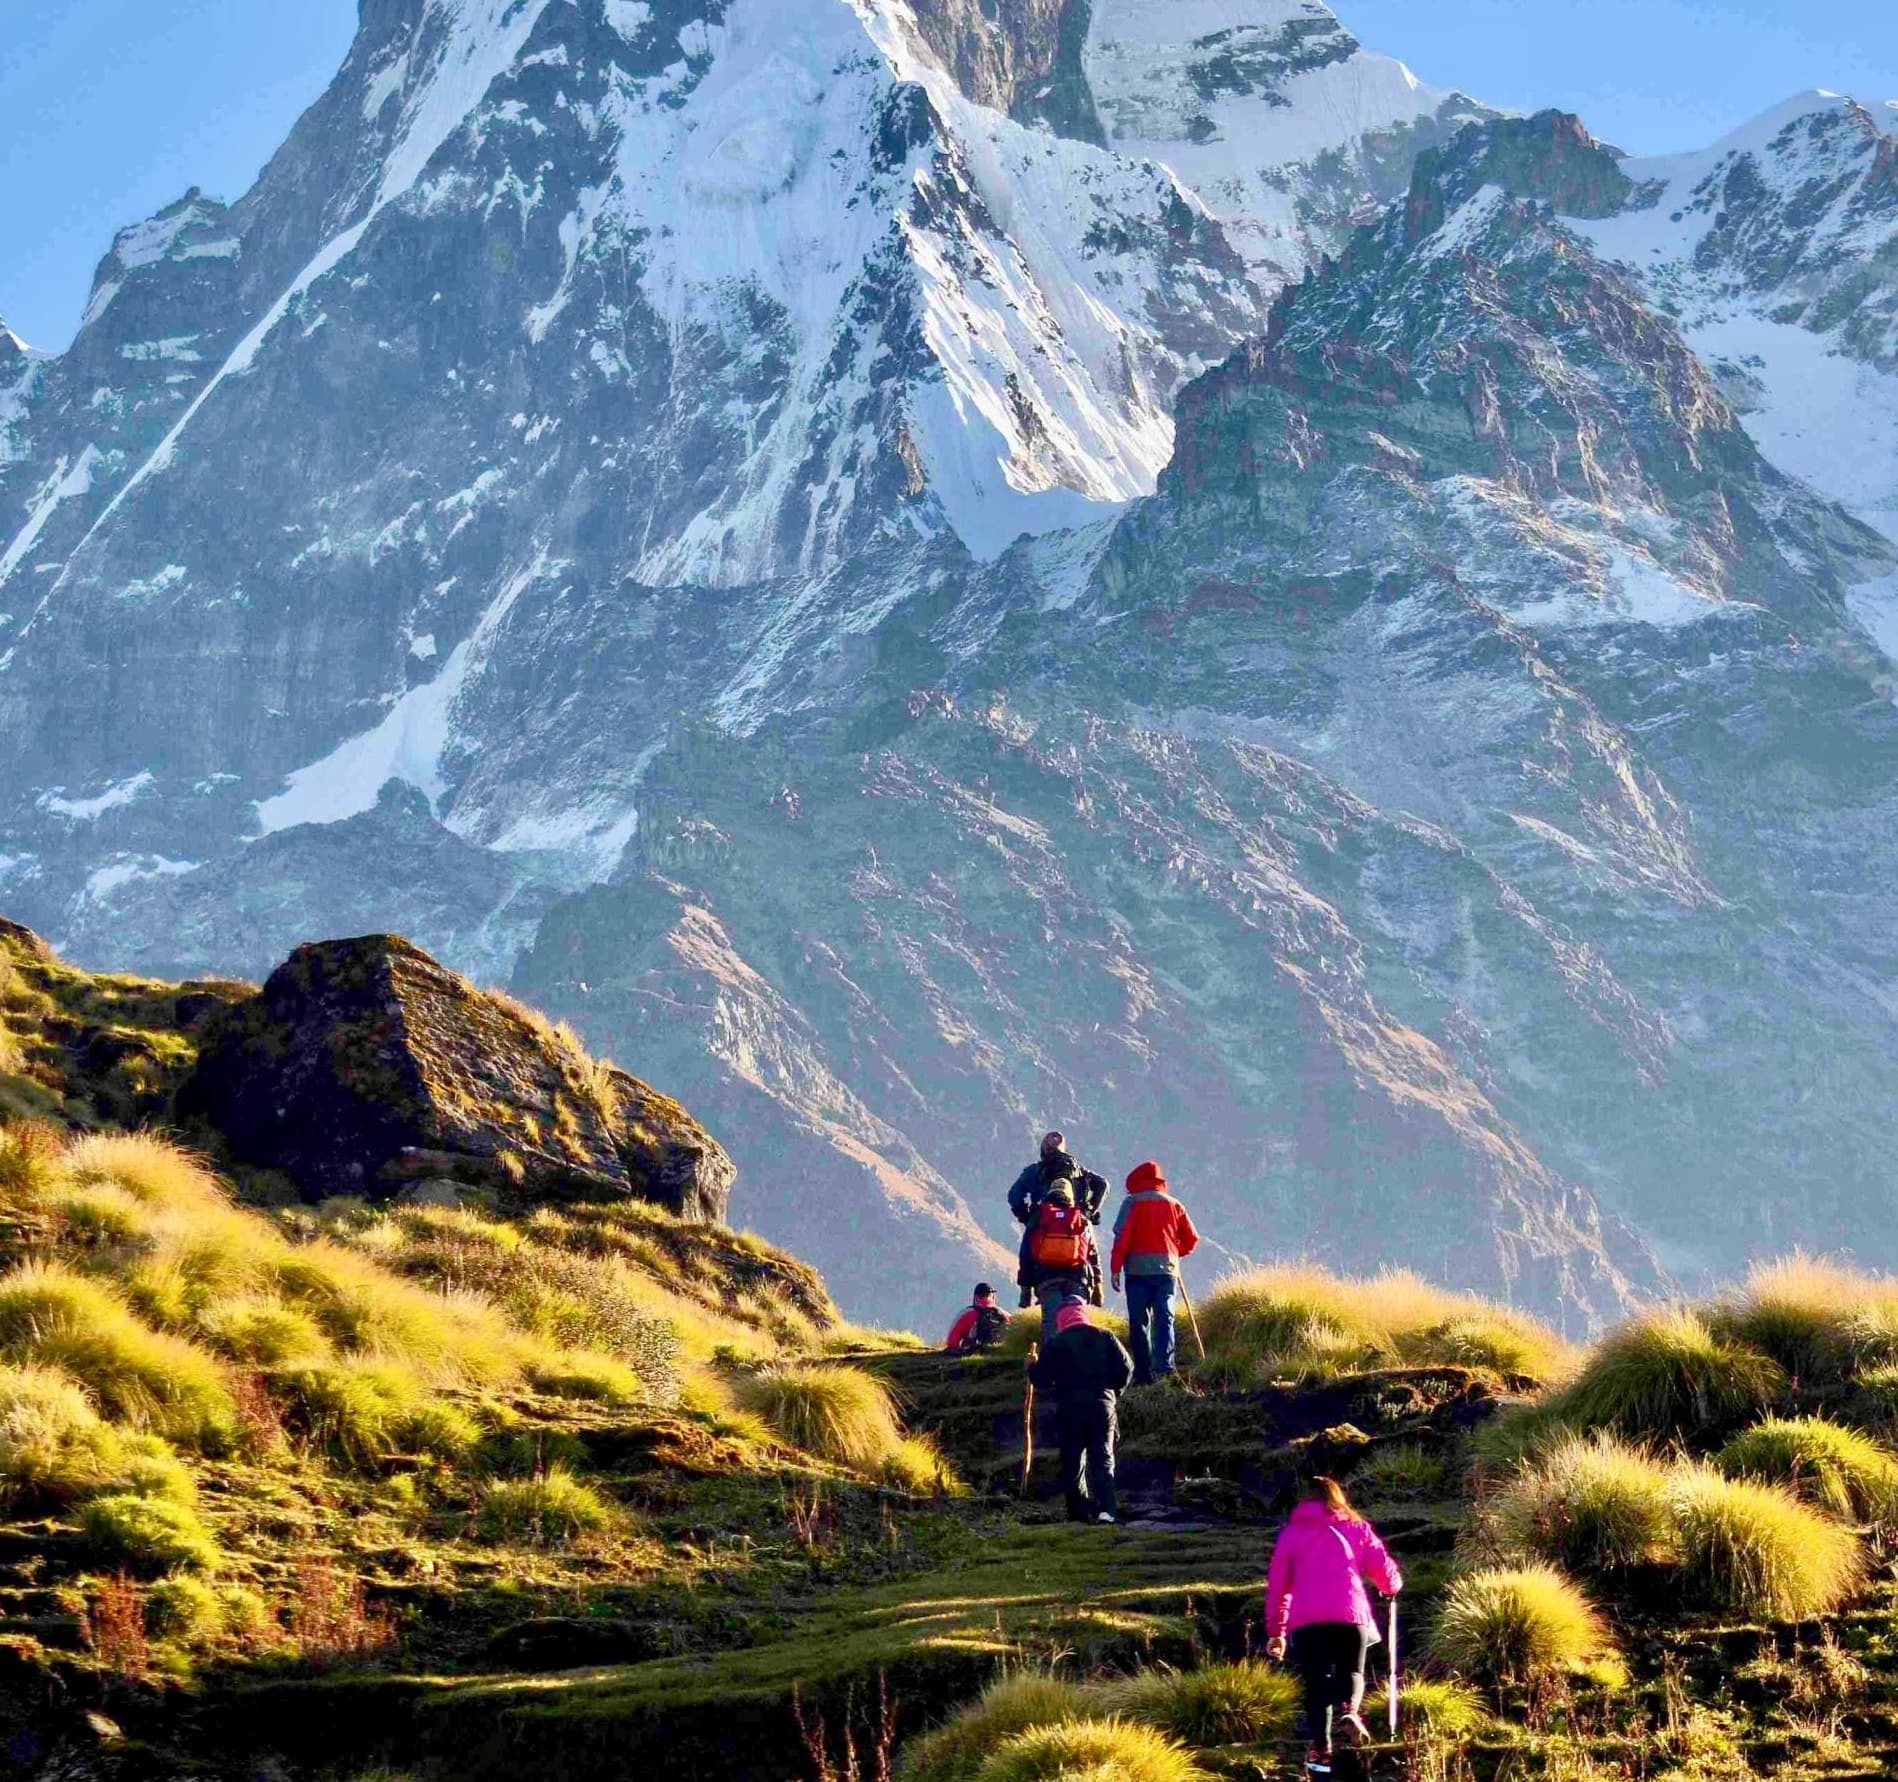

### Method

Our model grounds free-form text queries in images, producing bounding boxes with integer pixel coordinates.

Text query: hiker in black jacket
[1007,1130,1109,1226]
[1028,1300,1134,1523]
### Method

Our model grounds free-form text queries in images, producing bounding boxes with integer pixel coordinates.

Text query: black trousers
[1056,1401,1118,1521]
[1289,1622,1370,1745]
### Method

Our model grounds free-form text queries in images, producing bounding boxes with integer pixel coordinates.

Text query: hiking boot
[1305,1749,1332,1776]
[1337,1711,1371,1748]
[1095,1511,1116,1524]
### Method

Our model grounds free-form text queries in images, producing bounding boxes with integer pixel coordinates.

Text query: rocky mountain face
[1,1,1894,1326]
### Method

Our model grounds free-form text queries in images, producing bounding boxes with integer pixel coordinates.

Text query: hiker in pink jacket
[1264,1475,1403,1775]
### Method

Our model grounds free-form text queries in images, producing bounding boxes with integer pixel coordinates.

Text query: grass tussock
[1399,1678,1491,1740]
[1431,1565,1613,1688]
[1544,1308,1782,1441]
[0,1364,194,1509]
[0,1262,235,1450]
[1094,1661,1298,1747]
[1712,1255,1898,1387]
[734,1363,908,1471]
[80,1492,221,1576]
[972,1719,1209,1782]
[898,1674,1090,1782]
[1490,1432,1679,1579]
[474,1468,613,1543]
[1192,1264,1572,1388]
[1668,1461,1864,1619]
[1716,1416,1898,1524]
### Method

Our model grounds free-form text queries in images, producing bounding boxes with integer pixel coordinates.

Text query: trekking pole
[1175,1269,1207,1363]
[1387,1596,1400,1739]
[1021,1345,1038,1497]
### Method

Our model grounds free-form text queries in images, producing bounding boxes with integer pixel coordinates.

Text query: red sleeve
[1265,1528,1295,1638]
[1174,1204,1200,1259]
[945,1309,977,1350]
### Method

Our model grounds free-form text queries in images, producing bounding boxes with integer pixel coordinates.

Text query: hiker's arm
[1360,1524,1403,1595]
[946,1309,975,1349]
[1174,1205,1200,1259]
[1265,1536,1293,1641]
[1107,1337,1134,1392]
[1108,1199,1131,1279]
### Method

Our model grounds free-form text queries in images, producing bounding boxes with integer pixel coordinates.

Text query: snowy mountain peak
[1567,87,1898,541]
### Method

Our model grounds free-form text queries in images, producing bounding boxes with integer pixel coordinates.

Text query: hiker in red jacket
[1109,1160,1199,1385]
[1265,1475,1403,1775]
[944,1283,1007,1353]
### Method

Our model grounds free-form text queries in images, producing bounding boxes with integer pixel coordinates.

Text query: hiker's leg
[1316,1623,1362,1722]
[1343,1625,1370,1716]
[1090,1403,1118,1520]
[1149,1275,1177,1379]
[1288,1626,1332,1751]
[1125,1276,1155,1384]
[1056,1414,1089,1519]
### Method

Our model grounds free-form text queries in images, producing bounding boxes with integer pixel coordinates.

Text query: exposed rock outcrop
[181,933,733,1221]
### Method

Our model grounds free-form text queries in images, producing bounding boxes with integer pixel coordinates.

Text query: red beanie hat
[1054,1301,1091,1333]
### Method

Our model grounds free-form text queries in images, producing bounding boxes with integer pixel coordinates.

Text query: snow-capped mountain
[1572,91,1898,546]
[2,1,1896,1325]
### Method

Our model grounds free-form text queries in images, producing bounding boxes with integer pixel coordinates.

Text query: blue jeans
[1125,1273,1176,1383]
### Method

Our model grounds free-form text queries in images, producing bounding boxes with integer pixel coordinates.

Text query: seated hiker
[1265,1474,1404,1776]
[944,1282,1008,1353]
[1027,1300,1133,1524]
[1017,1180,1104,1339]
[1109,1159,1200,1385]
[1007,1129,1109,1227]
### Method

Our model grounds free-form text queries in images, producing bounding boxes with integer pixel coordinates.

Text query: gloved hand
[1019,1287,1033,1309]
[1111,1274,1122,1294]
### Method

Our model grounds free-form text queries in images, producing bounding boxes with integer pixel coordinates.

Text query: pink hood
[1264,1501,1402,1639]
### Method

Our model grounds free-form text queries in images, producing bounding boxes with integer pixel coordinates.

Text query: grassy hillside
[7,923,1898,1780]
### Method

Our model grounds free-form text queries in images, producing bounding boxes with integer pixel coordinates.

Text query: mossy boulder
[180,934,734,1220]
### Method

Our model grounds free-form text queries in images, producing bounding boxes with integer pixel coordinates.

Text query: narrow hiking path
[175,1351,1494,1781]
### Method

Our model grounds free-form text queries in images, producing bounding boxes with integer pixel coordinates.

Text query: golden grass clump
[0,1365,197,1509]
[1668,1461,1865,1620]
[0,1121,65,1210]
[523,1350,644,1406]
[64,1132,226,1211]
[972,1719,1208,1782]
[271,1243,522,1388]
[734,1363,906,1471]
[1713,1255,1898,1387]
[1194,1266,1386,1383]
[997,1309,1128,1361]
[80,1491,221,1576]
[0,1262,235,1451]
[1716,1416,1898,1524]
[474,1467,612,1543]
[269,1358,477,1465]
[1432,1565,1613,1688]
[1399,1679,1491,1740]
[1490,1432,1679,1579]
[198,1298,333,1368]
[898,1675,1090,1782]
[879,1432,963,1496]
[1190,1265,1572,1388]
[1095,1661,1298,1747]
[1545,1308,1782,1441]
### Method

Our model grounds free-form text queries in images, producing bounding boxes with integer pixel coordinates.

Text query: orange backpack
[1030,1200,1089,1270]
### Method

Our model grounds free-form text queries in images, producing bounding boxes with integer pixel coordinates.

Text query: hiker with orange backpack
[1017,1180,1103,1339]
[1109,1160,1200,1385]
[1265,1474,1404,1776]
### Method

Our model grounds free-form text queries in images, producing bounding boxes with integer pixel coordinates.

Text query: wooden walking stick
[1020,1344,1038,1496]
[1175,1269,1207,1363]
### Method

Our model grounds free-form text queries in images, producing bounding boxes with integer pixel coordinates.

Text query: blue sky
[2,0,1895,351]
